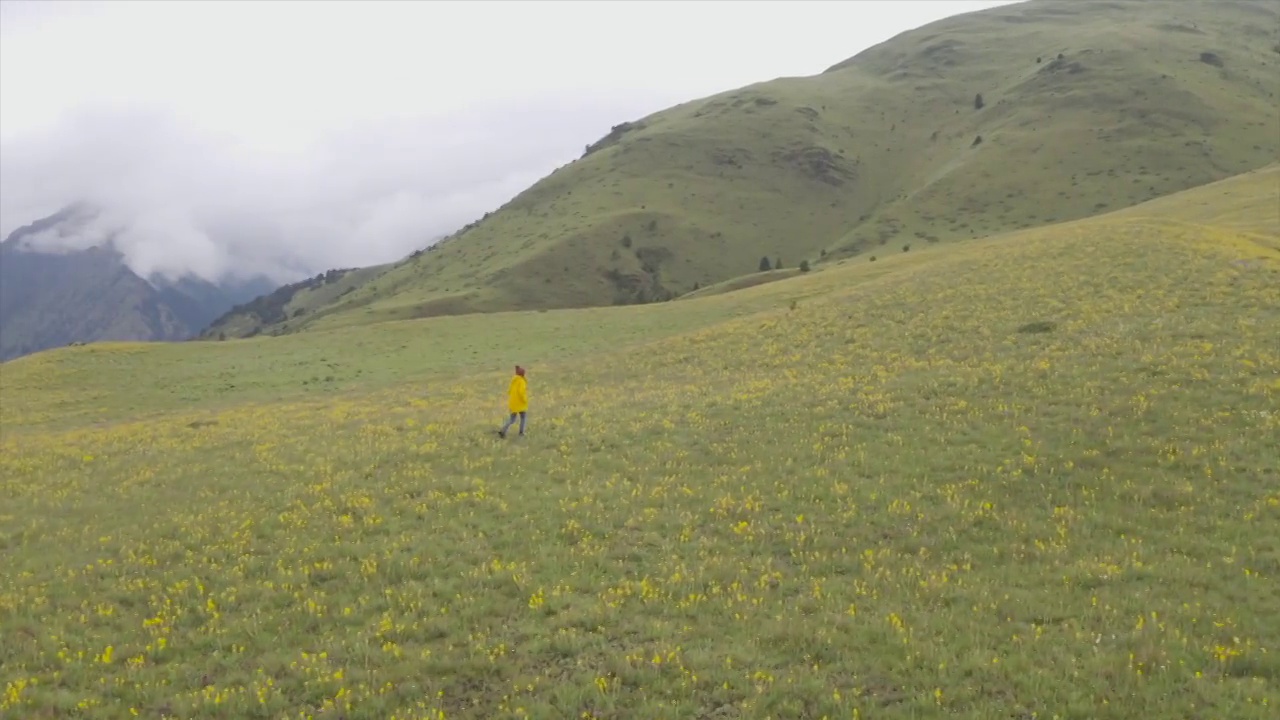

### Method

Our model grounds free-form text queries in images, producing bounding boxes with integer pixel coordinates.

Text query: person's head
[515,365,525,377]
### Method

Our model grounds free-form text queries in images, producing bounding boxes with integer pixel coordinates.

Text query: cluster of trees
[758,256,810,272]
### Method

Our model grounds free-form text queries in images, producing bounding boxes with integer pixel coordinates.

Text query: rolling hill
[0,205,276,361]
[204,0,1280,339]
[2,165,1276,718]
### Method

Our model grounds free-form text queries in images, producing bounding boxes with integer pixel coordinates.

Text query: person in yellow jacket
[498,365,528,438]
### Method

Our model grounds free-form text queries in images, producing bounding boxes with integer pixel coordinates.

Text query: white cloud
[1,96,652,282]
[0,0,1019,284]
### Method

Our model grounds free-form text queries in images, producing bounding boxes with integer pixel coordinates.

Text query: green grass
[207,0,1280,339]
[200,265,392,341]
[2,168,1278,719]
[676,268,805,301]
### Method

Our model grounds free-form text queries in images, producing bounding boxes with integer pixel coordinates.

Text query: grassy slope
[205,0,1280,338]
[198,264,391,340]
[2,167,1278,719]
[676,268,805,302]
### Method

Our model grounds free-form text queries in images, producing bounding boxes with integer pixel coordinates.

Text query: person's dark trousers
[500,412,527,436]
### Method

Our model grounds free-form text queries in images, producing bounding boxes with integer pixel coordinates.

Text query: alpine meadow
[3,1,1280,719]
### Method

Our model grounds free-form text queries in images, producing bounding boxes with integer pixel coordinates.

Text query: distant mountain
[0,206,277,362]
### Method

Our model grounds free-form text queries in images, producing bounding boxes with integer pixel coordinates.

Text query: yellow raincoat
[508,373,528,413]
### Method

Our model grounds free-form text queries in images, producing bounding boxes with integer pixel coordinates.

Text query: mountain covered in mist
[0,205,276,362]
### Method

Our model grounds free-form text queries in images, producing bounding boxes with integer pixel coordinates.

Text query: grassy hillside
[2,167,1277,718]
[205,0,1280,339]
[198,265,391,340]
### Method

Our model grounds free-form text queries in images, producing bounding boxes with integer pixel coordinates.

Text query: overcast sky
[0,0,1018,283]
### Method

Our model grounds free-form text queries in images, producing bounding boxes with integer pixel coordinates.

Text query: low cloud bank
[0,93,664,284]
